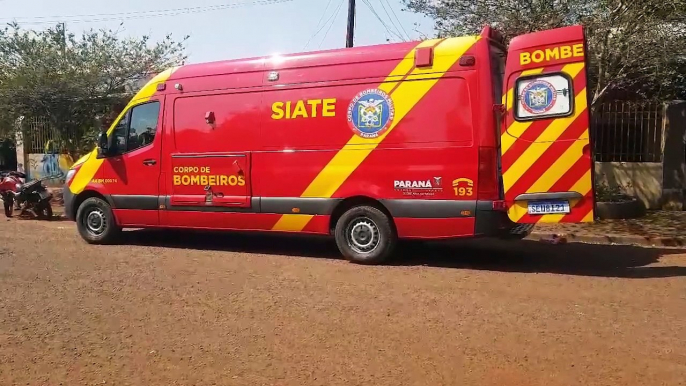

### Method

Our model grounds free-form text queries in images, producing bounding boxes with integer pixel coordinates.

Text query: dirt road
[0,218,684,386]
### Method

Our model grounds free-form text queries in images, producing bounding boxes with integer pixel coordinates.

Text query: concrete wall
[595,162,663,209]
[27,153,75,187]
[661,101,686,210]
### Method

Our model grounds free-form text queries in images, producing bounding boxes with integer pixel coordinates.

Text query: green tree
[402,0,686,105]
[0,23,187,157]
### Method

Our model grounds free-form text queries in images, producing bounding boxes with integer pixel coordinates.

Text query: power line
[382,0,411,41]
[3,0,290,21]
[303,0,336,50]
[360,0,404,42]
[378,0,407,41]
[4,0,293,25]
[318,0,345,49]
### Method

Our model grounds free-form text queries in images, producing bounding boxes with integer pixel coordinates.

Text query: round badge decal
[347,88,395,139]
[520,79,557,115]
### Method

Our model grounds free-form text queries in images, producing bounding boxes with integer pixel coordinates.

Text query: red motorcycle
[0,171,53,219]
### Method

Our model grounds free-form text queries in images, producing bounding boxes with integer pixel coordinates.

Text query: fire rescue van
[63,25,595,264]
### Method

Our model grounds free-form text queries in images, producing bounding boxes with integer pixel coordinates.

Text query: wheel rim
[346,217,380,254]
[85,208,106,236]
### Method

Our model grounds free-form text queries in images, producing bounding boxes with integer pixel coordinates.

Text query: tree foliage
[0,23,187,156]
[403,0,686,105]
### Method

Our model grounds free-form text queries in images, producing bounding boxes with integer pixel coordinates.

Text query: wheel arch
[329,196,396,235]
[72,190,112,220]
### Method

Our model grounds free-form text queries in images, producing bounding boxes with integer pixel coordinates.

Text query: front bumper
[63,185,76,221]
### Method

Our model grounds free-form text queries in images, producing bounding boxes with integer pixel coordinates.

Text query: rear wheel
[37,201,53,220]
[76,197,121,244]
[334,205,397,265]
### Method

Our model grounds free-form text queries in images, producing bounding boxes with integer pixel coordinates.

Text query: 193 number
[454,187,473,196]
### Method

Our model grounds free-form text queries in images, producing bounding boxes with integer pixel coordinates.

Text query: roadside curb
[528,231,686,248]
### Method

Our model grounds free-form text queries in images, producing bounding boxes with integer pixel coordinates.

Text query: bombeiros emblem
[347,88,395,139]
[520,79,557,115]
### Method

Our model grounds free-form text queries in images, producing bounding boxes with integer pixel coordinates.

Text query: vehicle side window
[111,113,130,154]
[110,101,160,155]
[514,74,573,121]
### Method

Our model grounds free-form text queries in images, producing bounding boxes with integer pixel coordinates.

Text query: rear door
[500,25,594,223]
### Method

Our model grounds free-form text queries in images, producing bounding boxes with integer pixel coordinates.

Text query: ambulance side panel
[153,37,486,238]
[258,75,478,238]
[262,37,484,238]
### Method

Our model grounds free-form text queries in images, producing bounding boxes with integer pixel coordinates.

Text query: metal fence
[23,116,58,154]
[591,101,665,162]
[21,116,79,154]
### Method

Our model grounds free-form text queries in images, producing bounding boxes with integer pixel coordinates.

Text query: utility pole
[59,22,66,54]
[345,0,355,48]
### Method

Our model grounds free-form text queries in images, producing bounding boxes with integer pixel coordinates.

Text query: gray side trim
[164,196,260,213]
[110,195,159,210]
[380,199,477,218]
[101,195,482,218]
[260,197,341,215]
[514,191,582,201]
[63,184,76,221]
[475,200,493,211]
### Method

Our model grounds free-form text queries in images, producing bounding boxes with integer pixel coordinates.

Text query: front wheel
[76,197,121,244]
[334,205,397,265]
[3,198,12,217]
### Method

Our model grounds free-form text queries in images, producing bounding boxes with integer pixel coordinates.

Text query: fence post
[14,118,27,175]
[660,100,686,210]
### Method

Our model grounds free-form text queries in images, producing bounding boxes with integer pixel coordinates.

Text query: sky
[0,0,437,63]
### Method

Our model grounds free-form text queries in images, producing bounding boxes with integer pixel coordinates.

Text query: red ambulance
[63,25,595,264]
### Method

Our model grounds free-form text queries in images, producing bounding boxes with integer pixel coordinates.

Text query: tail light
[477,146,499,200]
[492,200,507,211]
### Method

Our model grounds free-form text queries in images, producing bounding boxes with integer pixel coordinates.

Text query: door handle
[143,159,157,166]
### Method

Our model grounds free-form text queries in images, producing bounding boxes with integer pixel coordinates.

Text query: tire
[334,205,397,265]
[3,200,12,218]
[76,197,121,244]
[37,202,53,220]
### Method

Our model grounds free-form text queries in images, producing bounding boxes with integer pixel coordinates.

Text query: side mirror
[96,132,109,159]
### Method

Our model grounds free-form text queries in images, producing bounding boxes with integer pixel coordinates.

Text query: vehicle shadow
[121,229,686,279]
[395,239,686,279]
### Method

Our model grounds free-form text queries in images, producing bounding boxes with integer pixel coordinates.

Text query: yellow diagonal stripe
[525,129,589,194]
[69,67,179,195]
[535,169,593,223]
[581,209,594,223]
[272,36,480,231]
[500,63,585,155]
[503,87,587,193]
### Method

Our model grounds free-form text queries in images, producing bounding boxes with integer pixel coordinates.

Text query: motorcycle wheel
[3,199,12,218]
[38,202,53,220]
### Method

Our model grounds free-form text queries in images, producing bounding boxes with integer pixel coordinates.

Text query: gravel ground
[0,217,685,386]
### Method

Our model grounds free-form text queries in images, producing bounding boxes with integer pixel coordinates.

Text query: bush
[595,180,633,202]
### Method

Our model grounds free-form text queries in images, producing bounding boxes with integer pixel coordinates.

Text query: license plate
[527,200,570,215]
